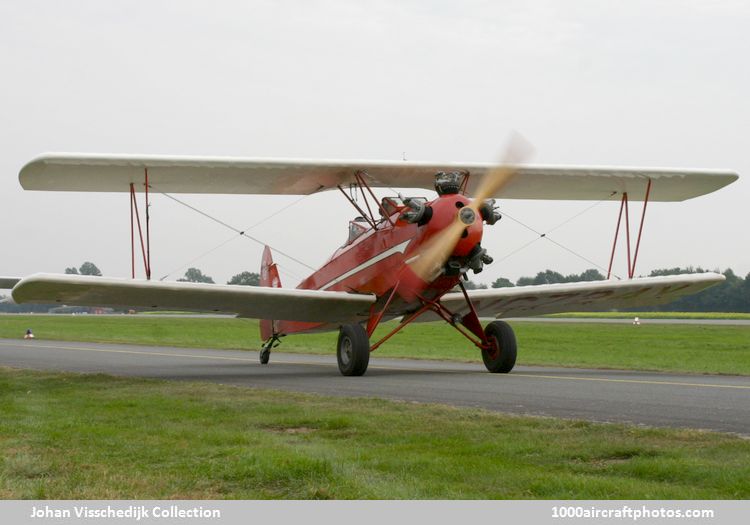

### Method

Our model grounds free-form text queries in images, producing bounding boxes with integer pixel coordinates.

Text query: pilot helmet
[434,171,463,196]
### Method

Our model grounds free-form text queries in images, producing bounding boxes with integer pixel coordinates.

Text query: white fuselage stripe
[320,240,410,291]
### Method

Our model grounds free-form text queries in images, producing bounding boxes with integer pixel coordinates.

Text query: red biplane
[5,140,738,375]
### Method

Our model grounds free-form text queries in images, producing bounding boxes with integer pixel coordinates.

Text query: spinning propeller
[402,134,533,295]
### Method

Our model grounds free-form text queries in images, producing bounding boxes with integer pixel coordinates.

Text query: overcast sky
[1,0,748,288]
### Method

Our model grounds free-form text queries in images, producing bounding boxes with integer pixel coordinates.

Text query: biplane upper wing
[11,274,375,322]
[0,277,21,289]
[437,273,725,319]
[20,154,738,201]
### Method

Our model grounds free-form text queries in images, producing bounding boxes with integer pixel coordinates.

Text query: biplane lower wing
[437,273,724,319]
[0,277,21,289]
[11,274,375,323]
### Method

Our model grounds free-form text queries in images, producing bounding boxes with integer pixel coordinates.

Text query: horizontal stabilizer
[12,274,375,323]
[435,273,725,320]
[20,154,738,201]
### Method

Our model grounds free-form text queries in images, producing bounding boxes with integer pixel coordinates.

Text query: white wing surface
[12,274,375,322]
[437,273,724,319]
[20,154,738,201]
[0,277,21,289]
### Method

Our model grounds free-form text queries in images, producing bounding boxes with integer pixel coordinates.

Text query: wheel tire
[337,324,370,376]
[482,321,517,373]
[259,347,270,365]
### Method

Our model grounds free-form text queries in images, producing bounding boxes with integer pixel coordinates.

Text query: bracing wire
[159,233,241,281]
[275,263,306,283]
[240,194,309,231]
[497,193,621,279]
[542,236,615,278]
[160,192,317,272]
[545,192,618,235]
[160,237,307,284]
[494,236,543,264]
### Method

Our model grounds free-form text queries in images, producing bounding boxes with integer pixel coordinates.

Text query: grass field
[1,315,749,375]
[1,367,748,499]
[547,312,750,320]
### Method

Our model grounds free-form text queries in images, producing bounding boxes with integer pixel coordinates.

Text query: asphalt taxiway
[1,338,748,435]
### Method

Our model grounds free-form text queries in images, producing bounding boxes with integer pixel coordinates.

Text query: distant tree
[532,270,566,285]
[178,267,215,284]
[649,266,708,277]
[463,280,488,290]
[79,262,102,276]
[227,271,260,286]
[741,272,750,311]
[491,277,515,288]
[516,276,535,286]
[515,268,605,286]
[64,262,102,276]
[571,269,605,282]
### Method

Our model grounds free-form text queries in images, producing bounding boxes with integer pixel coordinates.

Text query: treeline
[490,269,606,288]
[638,267,749,312]
[176,268,260,286]
[485,267,750,312]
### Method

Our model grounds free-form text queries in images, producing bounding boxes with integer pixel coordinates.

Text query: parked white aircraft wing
[12,274,375,323]
[437,273,725,319]
[20,154,738,201]
[0,277,21,289]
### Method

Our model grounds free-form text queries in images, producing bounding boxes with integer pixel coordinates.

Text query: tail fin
[259,245,281,341]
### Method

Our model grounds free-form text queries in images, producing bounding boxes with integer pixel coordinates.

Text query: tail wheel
[337,324,370,376]
[260,336,278,365]
[482,320,517,373]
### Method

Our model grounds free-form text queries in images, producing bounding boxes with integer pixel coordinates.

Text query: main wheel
[259,346,270,365]
[337,324,370,376]
[482,321,517,373]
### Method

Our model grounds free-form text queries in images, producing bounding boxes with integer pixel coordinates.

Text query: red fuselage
[276,193,484,335]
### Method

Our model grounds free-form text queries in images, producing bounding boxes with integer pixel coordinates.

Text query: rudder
[259,245,282,341]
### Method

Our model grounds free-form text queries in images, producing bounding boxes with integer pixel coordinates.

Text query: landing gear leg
[337,324,370,376]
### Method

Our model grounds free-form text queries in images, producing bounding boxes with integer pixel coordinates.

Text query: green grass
[1,367,748,499]
[547,311,750,320]
[1,315,749,375]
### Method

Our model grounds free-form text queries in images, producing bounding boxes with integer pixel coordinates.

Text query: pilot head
[434,171,463,196]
